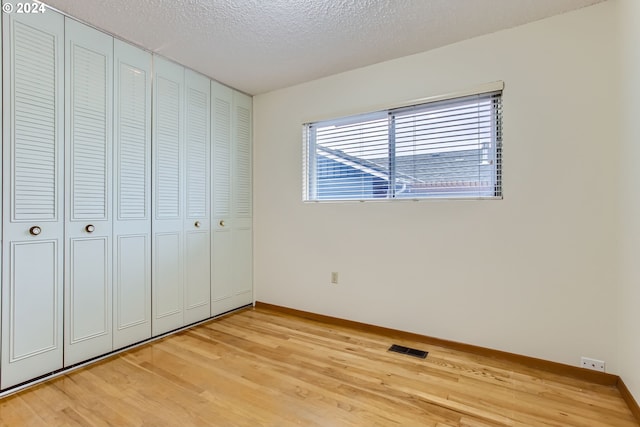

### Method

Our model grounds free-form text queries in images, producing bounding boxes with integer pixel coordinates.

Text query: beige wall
[617,0,640,402]
[254,0,626,384]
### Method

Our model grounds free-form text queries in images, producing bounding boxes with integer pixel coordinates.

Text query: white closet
[1,8,251,391]
[152,57,212,336]
[184,70,211,325]
[211,82,253,316]
[152,56,185,336]
[113,40,152,349]
[1,8,65,389]
[64,17,114,367]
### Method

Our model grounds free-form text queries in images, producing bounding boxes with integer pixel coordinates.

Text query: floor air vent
[388,344,428,359]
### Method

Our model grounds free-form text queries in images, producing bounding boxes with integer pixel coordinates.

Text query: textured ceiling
[41,0,606,95]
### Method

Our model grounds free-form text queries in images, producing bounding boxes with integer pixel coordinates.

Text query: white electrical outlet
[581,357,605,372]
[331,272,339,284]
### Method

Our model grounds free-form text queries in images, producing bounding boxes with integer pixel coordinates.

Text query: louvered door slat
[118,60,148,218]
[155,76,181,219]
[213,93,231,218]
[70,43,108,220]
[186,87,208,218]
[12,22,58,221]
[234,101,252,218]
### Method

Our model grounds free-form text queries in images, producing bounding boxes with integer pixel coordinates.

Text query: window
[303,88,502,201]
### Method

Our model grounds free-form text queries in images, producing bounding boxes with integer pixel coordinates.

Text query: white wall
[254,1,622,374]
[617,0,640,402]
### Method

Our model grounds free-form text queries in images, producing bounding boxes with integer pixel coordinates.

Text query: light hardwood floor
[0,306,637,427]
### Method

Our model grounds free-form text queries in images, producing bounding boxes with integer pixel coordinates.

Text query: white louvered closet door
[183,70,211,325]
[1,8,65,389]
[64,18,114,366]
[211,82,234,315]
[152,56,184,336]
[113,39,152,349]
[232,91,253,308]
[211,83,253,316]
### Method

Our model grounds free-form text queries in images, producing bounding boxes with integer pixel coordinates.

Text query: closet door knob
[85,224,95,233]
[194,221,201,228]
[219,220,225,227]
[29,226,42,236]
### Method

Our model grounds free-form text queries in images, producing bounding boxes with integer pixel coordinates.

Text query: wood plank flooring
[0,306,637,427]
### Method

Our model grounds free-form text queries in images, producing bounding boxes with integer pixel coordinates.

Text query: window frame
[303,84,503,202]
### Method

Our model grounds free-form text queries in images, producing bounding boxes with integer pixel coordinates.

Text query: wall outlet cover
[581,357,605,372]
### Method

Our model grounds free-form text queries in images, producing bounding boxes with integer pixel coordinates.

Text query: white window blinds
[303,89,502,201]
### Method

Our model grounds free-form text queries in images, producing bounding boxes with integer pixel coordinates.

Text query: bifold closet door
[113,39,152,349]
[152,56,184,336]
[231,91,253,308]
[64,18,114,366]
[211,83,253,315]
[211,82,235,315]
[183,69,211,325]
[1,8,65,389]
